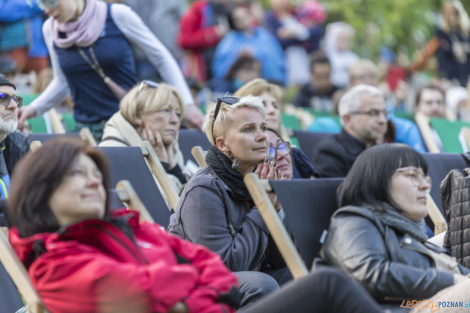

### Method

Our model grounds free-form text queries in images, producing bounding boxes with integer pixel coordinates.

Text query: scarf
[51,0,107,49]
[367,202,429,242]
[206,146,252,203]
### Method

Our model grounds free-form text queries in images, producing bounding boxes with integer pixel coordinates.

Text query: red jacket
[178,0,221,50]
[9,209,238,313]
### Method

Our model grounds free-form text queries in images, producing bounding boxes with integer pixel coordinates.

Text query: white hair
[338,84,383,119]
[203,95,265,145]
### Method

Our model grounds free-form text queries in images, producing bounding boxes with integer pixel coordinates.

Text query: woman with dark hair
[320,143,470,303]
[6,138,239,313]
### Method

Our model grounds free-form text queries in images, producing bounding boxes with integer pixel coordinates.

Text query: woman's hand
[140,126,169,164]
[17,106,37,130]
[255,158,282,212]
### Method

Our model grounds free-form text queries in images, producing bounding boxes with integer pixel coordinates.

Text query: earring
[229,150,239,170]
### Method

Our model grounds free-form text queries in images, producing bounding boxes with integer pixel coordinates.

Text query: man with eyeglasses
[312,84,387,178]
[0,74,29,223]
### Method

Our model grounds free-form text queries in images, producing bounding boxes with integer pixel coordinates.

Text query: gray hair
[338,84,383,118]
[203,95,265,145]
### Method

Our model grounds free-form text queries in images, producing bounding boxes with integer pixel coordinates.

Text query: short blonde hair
[203,96,265,145]
[349,59,379,85]
[119,82,184,126]
[234,78,284,105]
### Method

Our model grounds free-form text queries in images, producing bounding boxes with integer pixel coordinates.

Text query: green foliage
[322,0,470,60]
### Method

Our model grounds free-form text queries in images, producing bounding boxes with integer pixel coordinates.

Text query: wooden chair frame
[191,146,207,168]
[0,228,47,313]
[115,180,154,223]
[244,173,309,280]
[415,112,440,153]
[427,194,447,235]
[79,127,97,147]
[141,141,180,211]
[48,108,66,134]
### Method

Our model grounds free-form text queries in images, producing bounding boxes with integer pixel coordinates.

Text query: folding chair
[99,146,171,227]
[79,128,97,147]
[415,112,440,153]
[422,152,469,214]
[115,180,154,223]
[28,132,80,143]
[191,146,207,168]
[0,229,47,313]
[48,108,66,134]
[293,130,332,164]
[178,129,211,165]
[141,141,180,211]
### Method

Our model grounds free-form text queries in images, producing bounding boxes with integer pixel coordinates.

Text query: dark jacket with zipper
[168,166,287,273]
[320,205,469,301]
[10,209,238,313]
[441,168,470,268]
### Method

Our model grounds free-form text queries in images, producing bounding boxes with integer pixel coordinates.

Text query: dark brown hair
[7,138,111,237]
[415,84,445,108]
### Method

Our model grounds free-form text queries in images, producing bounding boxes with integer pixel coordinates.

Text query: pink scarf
[51,0,107,49]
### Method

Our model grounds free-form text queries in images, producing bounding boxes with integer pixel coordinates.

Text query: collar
[339,128,367,156]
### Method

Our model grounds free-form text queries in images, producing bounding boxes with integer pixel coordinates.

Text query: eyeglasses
[137,80,159,93]
[395,167,432,188]
[350,109,388,118]
[211,96,240,144]
[37,0,59,10]
[0,93,22,108]
[268,142,291,159]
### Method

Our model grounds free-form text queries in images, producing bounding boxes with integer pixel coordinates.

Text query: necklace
[78,47,108,81]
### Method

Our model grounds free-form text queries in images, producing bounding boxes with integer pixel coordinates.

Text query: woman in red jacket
[6,138,239,313]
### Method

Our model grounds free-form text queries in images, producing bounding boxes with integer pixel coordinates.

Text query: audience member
[312,84,387,178]
[293,51,338,112]
[235,78,319,178]
[0,75,29,199]
[263,0,323,86]
[178,0,231,82]
[169,96,291,307]
[6,138,386,313]
[266,128,293,179]
[207,52,261,98]
[446,85,470,121]
[323,22,359,88]
[99,81,189,207]
[19,0,198,141]
[212,5,286,85]
[321,143,470,302]
[7,138,240,313]
[415,84,447,151]
[0,0,49,74]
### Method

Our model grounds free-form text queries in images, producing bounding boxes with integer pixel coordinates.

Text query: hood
[9,209,140,267]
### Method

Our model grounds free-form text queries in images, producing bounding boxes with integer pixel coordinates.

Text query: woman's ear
[215,137,229,153]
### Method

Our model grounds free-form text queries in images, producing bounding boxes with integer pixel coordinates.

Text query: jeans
[242,268,383,313]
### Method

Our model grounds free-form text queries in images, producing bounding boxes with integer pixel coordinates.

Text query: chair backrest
[269,178,343,268]
[28,133,80,143]
[0,262,25,313]
[191,146,207,168]
[293,130,332,164]
[422,152,469,213]
[178,129,211,164]
[141,141,180,211]
[244,174,309,280]
[98,146,171,227]
[0,229,47,313]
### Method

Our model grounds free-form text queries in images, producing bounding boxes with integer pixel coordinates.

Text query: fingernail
[265,159,268,163]
[273,161,277,166]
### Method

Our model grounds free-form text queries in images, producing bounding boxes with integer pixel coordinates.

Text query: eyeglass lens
[0,93,22,108]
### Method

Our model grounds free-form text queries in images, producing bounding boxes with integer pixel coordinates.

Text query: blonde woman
[99,81,189,203]
[235,78,319,178]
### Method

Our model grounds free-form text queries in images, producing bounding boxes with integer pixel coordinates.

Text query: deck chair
[0,229,47,313]
[79,127,97,147]
[293,130,332,164]
[245,175,342,270]
[28,132,80,143]
[141,141,180,211]
[99,146,171,227]
[178,129,211,165]
[0,262,24,313]
[48,108,66,134]
[415,112,440,153]
[191,146,207,168]
[115,180,154,223]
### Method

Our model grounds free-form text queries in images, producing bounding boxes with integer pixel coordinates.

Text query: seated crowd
[2,0,470,313]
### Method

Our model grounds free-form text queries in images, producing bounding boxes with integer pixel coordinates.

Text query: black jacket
[441,168,470,268]
[320,205,469,301]
[311,129,366,178]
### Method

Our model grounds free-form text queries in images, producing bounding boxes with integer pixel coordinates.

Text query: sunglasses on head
[0,93,22,108]
[137,80,160,94]
[211,96,239,144]
[37,0,59,10]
